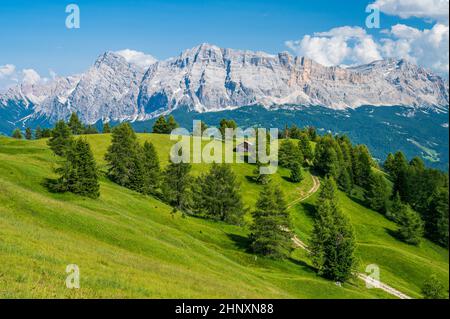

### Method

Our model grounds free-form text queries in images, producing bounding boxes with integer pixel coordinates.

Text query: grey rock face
[1,44,448,125]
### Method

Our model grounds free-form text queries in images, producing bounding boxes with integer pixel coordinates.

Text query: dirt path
[287,174,412,299]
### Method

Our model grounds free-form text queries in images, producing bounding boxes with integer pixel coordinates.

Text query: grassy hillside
[0,134,448,298]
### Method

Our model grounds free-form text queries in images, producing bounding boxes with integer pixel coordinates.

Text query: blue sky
[0,0,448,86]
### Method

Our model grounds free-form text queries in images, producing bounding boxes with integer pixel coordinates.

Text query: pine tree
[167,115,179,132]
[250,183,292,259]
[141,141,161,196]
[152,116,169,134]
[195,163,245,224]
[352,145,372,188]
[298,133,313,163]
[52,138,100,198]
[425,188,449,247]
[102,122,111,133]
[421,275,447,299]
[310,177,356,282]
[313,135,340,179]
[35,126,43,139]
[47,120,73,156]
[364,172,389,213]
[83,125,99,134]
[290,161,303,183]
[338,168,353,193]
[386,192,404,222]
[41,128,52,138]
[162,157,192,210]
[397,206,424,246]
[68,112,84,135]
[278,139,303,168]
[384,153,395,175]
[25,127,32,140]
[12,128,22,139]
[104,123,141,189]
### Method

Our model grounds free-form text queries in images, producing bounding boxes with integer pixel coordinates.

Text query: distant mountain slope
[0,44,448,129]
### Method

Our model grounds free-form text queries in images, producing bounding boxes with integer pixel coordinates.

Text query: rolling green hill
[0,134,448,298]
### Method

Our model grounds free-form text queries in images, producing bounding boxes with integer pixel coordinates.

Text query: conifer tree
[364,172,389,213]
[338,168,353,193]
[68,112,84,135]
[35,126,43,139]
[298,133,313,163]
[104,123,141,189]
[290,161,303,183]
[278,139,303,168]
[162,156,192,210]
[253,160,271,185]
[397,206,424,245]
[141,141,161,196]
[386,192,405,222]
[52,138,99,198]
[250,183,292,259]
[152,116,169,134]
[12,128,22,139]
[167,115,179,132]
[421,275,447,299]
[313,135,340,179]
[352,145,372,187]
[195,163,244,224]
[48,120,73,156]
[425,188,449,247]
[310,177,356,282]
[25,127,32,140]
[384,153,395,175]
[83,125,99,134]
[102,122,111,133]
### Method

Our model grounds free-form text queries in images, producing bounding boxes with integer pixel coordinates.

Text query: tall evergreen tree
[47,120,73,156]
[11,128,22,139]
[102,122,111,133]
[338,168,353,193]
[397,206,424,246]
[25,127,32,140]
[104,123,141,189]
[152,116,169,134]
[35,126,43,139]
[68,112,84,135]
[352,145,372,187]
[310,177,356,282]
[386,192,404,222]
[141,141,161,196]
[364,172,389,213]
[425,187,449,247]
[290,161,303,183]
[298,133,313,163]
[162,157,192,210]
[167,115,179,132]
[52,138,100,198]
[250,183,292,258]
[313,135,341,179]
[83,125,99,134]
[253,160,271,185]
[384,153,395,176]
[194,163,244,224]
[278,139,303,169]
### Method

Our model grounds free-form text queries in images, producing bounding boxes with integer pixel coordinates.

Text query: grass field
[0,134,448,298]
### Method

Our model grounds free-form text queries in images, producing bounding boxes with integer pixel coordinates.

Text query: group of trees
[46,120,99,198]
[152,115,179,134]
[384,152,449,247]
[11,112,113,140]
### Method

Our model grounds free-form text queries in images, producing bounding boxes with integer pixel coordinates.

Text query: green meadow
[0,134,448,298]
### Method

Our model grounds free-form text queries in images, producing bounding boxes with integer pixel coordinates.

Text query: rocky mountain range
[0,43,448,129]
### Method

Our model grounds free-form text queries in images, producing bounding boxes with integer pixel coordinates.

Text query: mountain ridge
[0,43,448,129]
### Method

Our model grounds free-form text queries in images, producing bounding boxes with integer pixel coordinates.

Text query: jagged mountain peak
[1,44,448,128]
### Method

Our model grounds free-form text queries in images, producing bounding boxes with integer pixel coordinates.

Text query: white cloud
[368,0,449,22]
[285,26,382,66]
[22,69,41,85]
[0,64,16,78]
[381,23,449,74]
[115,49,157,69]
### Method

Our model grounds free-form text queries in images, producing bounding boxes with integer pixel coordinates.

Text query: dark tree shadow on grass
[226,233,252,253]
[287,257,317,274]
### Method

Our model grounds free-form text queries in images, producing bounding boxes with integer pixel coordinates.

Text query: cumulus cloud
[285,0,449,76]
[22,69,41,85]
[115,49,157,69]
[285,26,382,66]
[381,23,449,74]
[368,0,449,22]
[0,64,16,78]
